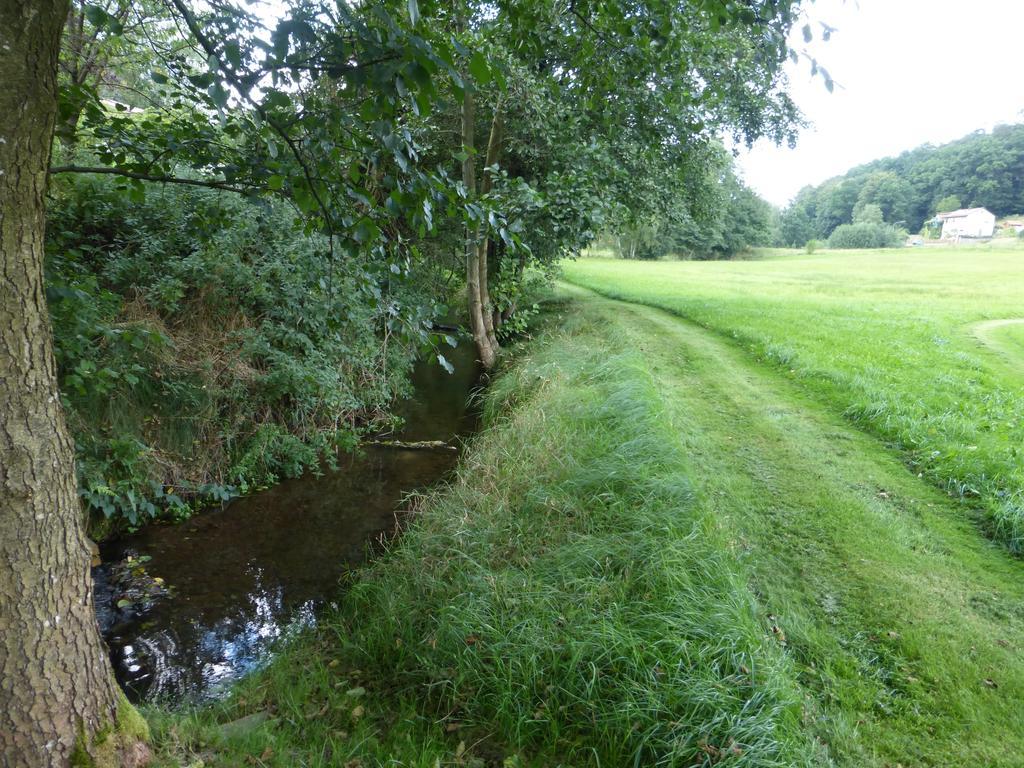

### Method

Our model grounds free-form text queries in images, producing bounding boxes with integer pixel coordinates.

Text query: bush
[828,222,905,249]
[47,176,434,533]
[805,239,820,254]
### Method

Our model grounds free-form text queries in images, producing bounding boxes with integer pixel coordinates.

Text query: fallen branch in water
[366,439,457,451]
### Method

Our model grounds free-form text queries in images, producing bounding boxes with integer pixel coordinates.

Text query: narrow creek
[93,343,481,703]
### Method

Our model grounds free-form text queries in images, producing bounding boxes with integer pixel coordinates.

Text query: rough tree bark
[0,2,135,766]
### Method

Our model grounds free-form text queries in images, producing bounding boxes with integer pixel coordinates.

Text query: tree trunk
[0,1,127,765]
[461,86,496,369]
[477,98,503,353]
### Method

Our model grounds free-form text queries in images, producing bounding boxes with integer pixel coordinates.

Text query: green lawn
[563,246,1024,554]
[153,281,1024,767]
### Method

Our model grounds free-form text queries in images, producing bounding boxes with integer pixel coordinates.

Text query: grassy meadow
[152,280,1024,767]
[564,244,1024,553]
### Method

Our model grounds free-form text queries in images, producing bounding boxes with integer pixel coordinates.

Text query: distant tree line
[608,144,777,259]
[779,123,1024,246]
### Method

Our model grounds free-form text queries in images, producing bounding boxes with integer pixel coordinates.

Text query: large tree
[0,1,147,766]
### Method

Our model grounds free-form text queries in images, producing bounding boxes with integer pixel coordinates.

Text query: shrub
[805,239,820,254]
[46,176,435,533]
[828,222,905,249]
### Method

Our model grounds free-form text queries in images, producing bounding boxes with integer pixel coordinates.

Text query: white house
[936,207,996,240]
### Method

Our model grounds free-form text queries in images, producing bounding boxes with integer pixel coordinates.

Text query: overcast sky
[736,0,1024,207]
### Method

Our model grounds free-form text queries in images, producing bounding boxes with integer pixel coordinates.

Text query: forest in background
[778,123,1024,246]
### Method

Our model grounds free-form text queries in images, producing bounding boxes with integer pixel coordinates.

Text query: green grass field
[564,245,1024,554]
[152,273,1024,767]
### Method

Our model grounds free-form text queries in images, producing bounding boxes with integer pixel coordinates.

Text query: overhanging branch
[48,165,257,194]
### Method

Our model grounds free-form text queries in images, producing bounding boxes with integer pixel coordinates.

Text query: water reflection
[95,344,480,702]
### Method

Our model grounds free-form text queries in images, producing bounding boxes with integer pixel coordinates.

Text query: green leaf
[84,4,123,34]
[225,41,243,69]
[210,82,229,110]
[353,218,380,244]
[128,180,145,204]
[468,51,491,86]
[407,0,420,26]
[267,174,285,191]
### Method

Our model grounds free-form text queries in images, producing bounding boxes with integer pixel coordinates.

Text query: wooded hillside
[779,123,1024,245]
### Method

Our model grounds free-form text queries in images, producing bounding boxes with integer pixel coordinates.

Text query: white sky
[736,0,1024,207]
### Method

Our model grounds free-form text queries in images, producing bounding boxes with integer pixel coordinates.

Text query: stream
[93,343,480,703]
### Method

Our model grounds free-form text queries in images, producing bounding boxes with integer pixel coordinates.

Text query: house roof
[937,207,994,220]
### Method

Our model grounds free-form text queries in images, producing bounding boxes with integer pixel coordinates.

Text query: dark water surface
[95,345,480,703]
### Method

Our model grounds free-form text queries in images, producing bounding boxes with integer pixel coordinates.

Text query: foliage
[52,0,812,360]
[47,174,427,530]
[610,147,777,259]
[934,194,961,214]
[827,221,905,249]
[853,202,884,225]
[779,123,1024,242]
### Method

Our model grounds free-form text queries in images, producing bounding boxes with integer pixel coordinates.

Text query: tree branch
[166,0,335,245]
[48,165,257,194]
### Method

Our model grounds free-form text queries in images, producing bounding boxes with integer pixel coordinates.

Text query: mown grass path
[566,284,1024,766]
[972,318,1024,378]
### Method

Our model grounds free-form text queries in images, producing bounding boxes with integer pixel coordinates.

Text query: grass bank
[150,294,817,767]
[563,247,1024,553]
[152,287,1024,767]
